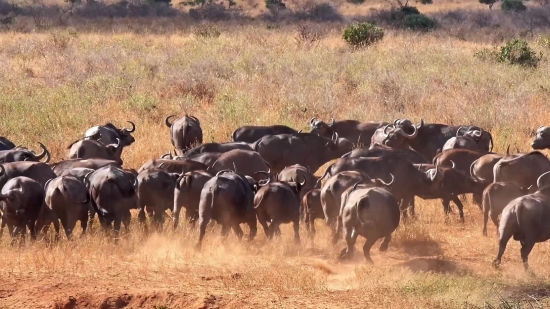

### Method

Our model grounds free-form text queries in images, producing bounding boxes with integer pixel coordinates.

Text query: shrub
[347,0,365,4]
[265,0,286,9]
[342,22,384,48]
[475,38,542,68]
[193,24,221,38]
[537,35,550,49]
[495,38,541,67]
[501,0,526,12]
[403,13,437,31]
[479,0,498,9]
[388,5,420,22]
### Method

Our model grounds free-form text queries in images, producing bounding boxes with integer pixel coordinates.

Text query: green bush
[403,13,437,31]
[501,0,526,12]
[475,38,542,68]
[537,35,550,49]
[479,0,497,9]
[496,38,541,67]
[389,6,420,21]
[347,0,365,4]
[342,22,384,48]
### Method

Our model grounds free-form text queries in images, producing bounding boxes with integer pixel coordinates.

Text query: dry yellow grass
[1,3,550,307]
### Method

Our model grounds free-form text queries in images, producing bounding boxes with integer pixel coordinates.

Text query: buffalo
[51,159,121,177]
[208,149,271,181]
[138,159,207,174]
[40,175,91,239]
[336,182,400,263]
[181,142,253,158]
[0,162,56,190]
[68,138,123,165]
[493,151,550,188]
[84,121,136,148]
[276,164,318,198]
[137,168,180,230]
[253,172,305,243]
[0,143,51,163]
[173,170,214,229]
[232,125,298,143]
[87,165,139,240]
[0,137,15,151]
[481,182,532,236]
[254,132,352,174]
[0,175,45,243]
[531,126,550,150]
[310,117,388,146]
[493,171,550,270]
[197,171,258,248]
[302,189,323,237]
[342,143,428,164]
[165,114,203,155]
[470,153,504,185]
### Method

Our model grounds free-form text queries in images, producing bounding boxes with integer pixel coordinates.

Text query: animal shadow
[398,258,468,274]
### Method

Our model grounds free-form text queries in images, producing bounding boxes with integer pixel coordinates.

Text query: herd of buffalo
[2,115,550,270]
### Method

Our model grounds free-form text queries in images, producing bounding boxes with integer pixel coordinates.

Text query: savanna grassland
[2,0,550,308]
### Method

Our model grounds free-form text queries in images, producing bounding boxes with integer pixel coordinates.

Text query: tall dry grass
[1,3,550,307]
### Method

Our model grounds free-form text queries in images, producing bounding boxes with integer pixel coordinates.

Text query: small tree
[342,22,384,48]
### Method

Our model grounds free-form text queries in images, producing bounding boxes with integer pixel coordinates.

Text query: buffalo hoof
[492,259,501,269]
[338,248,351,260]
[379,243,389,252]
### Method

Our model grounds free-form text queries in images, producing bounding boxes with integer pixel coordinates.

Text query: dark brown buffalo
[336,182,400,263]
[197,171,257,248]
[253,174,305,243]
[165,114,203,155]
[0,176,45,243]
[309,117,388,146]
[442,136,480,152]
[137,168,179,230]
[320,170,374,242]
[302,189,323,237]
[51,159,121,177]
[0,162,56,190]
[68,139,123,165]
[318,157,444,218]
[493,171,550,271]
[182,152,223,167]
[87,165,139,240]
[60,167,96,181]
[0,143,51,163]
[84,121,136,148]
[173,170,214,229]
[481,182,532,236]
[232,125,298,143]
[208,149,271,181]
[277,164,318,198]
[414,164,485,220]
[138,159,207,174]
[384,118,493,162]
[531,126,550,150]
[181,142,253,158]
[433,149,486,173]
[493,151,550,188]
[341,143,428,164]
[40,175,90,239]
[254,132,352,174]
[0,137,15,151]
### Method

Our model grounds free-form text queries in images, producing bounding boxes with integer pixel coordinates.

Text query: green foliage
[265,0,286,9]
[403,14,437,31]
[479,0,497,9]
[537,35,550,49]
[347,0,365,4]
[501,0,526,12]
[342,22,384,48]
[496,38,541,67]
[475,38,542,68]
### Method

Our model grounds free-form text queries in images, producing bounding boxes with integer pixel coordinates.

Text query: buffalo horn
[450,160,456,169]
[35,142,50,163]
[0,164,5,176]
[456,126,466,137]
[537,171,550,189]
[309,117,317,125]
[44,178,53,192]
[329,118,335,126]
[379,173,394,186]
[216,170,234,176]
[165,115,175,128]
[123,121,136,133]
[190,115,201,126]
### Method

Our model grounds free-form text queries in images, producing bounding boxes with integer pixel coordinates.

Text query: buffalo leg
[493,229,514,268]
[482,205,490,236]
[339,224,358,260]
[220,223,231,239]
[231,223,244,241]
[332,216,343,245]
[520,240,536,271]
[0,219,5,238]
[256,211,270,238]
[490,212,500,237]
[450,195,465,221]
[113,219,122,244]
[247,213,257,241]
[268,220,281,239]
[197,218,209,248]
[379,234,391,252]
[362,235,379,264]
[80,213,88,237]
[122,212,131,234]
[173,203,181,230]
[293,218,300,245]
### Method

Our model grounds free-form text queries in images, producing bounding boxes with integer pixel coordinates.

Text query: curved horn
[298,130,302,134]
[165,115,175,128]
[309,117,317,125]
[383,124,393,135]
[254,171,273,185]
[329,118,335,126]
[473,130,482,137]
[298,174,306,187]
[333,132,339,141]
[393,118,401,126]
[216,170,234,176]
[396,126,418,139]
[351,181,361,192]
[190,115,200,126]
[123,121,136,133]
[506,145,510,155]
[515,146,520,154]
[456,126,466,137]
[44,178,53,192]
[450,160,456,169]
[379,173,394,186]
[417,119,425,129]
[83,171,94,189]
[0,164,5,177]
[537,171,550,189]
[35,142,50,163]
[160,152,171,159]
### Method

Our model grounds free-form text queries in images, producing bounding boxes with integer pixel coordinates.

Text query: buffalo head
[309,117,335,136]
[532,126,550,150]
